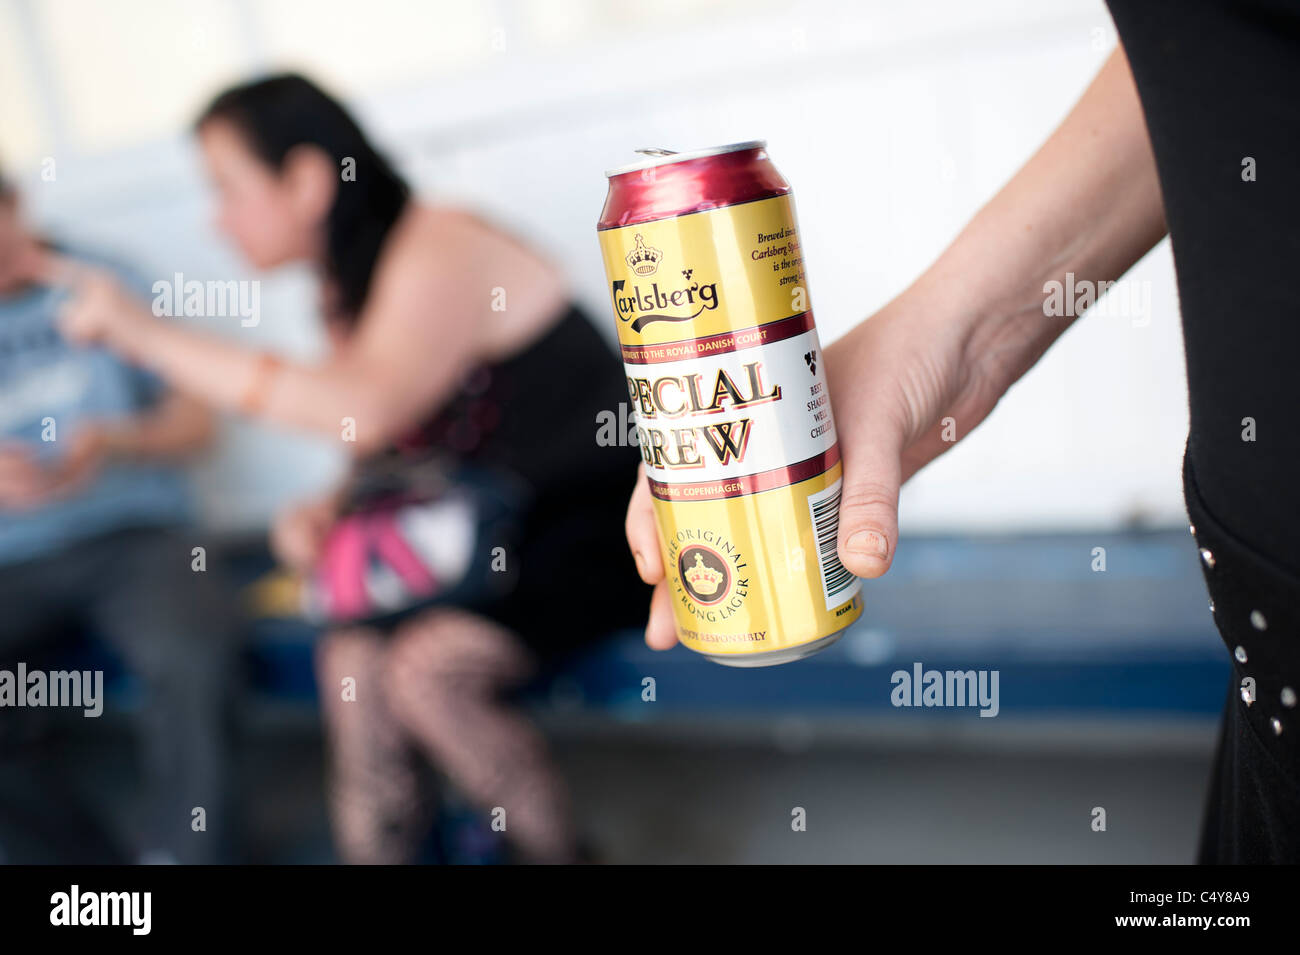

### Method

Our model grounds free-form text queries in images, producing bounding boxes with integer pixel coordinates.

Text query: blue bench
[239,528,1228,720]
[58,528,1226,721]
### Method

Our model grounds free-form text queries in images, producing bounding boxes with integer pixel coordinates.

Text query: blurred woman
[59,74,645,863]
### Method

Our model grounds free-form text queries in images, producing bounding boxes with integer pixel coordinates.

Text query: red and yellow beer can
[597,141,862,666]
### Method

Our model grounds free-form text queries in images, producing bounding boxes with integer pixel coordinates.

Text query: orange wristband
[239,352,283,415]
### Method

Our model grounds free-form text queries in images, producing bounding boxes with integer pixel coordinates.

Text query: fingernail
[631,549,648,579]
[846,531,889,560]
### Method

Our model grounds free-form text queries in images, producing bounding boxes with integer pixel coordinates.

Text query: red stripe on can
[648,445,840,502]
[620,312,814,365]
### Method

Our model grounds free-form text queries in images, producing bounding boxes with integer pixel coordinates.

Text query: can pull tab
[634,147,678,157]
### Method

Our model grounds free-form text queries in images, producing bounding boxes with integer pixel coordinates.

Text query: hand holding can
[600,141,862,666]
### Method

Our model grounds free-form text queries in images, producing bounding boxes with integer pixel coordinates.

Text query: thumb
[835,422,903,580]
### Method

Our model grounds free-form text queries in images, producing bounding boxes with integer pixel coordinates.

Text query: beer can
[597,141,863,666]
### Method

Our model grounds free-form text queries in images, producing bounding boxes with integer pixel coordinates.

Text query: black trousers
[0,525,242,863]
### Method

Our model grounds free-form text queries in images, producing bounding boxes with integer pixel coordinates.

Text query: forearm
[57,232,488,453]
[905,47,1167,387]
[114,318,397,447]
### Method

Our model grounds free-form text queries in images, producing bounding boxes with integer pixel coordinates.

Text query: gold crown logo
[685,553,723,597]
[625,234,663,275]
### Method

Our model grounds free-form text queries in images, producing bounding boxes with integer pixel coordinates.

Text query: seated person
[0,166,239,863]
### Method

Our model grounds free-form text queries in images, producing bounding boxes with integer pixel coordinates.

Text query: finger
[644,579,678,651]
[836,422,904,580]
[625,462,664,584]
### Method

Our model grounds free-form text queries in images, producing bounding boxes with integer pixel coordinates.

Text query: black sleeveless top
[1106,0,1300,862]
[352,302,648,659]
[405,302,637,497]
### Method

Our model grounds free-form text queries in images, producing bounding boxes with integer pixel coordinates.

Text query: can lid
[603,140,767,178]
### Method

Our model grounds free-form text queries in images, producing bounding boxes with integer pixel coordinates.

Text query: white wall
[3,0,1189,533]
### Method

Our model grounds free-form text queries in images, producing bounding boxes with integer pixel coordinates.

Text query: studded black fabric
[1187,454,1300,863]
[1105,0,1300,862]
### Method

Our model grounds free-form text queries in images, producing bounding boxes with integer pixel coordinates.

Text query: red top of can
[597,141,790,231]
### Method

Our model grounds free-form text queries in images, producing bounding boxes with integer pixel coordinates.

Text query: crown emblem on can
[625,234,663,275]
[685,553,723,596]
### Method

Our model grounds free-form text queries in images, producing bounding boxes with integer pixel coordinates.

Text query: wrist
[917,228,1074,398]
[882,258,991,375]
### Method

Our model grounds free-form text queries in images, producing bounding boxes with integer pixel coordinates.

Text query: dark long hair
[197,73,410,321]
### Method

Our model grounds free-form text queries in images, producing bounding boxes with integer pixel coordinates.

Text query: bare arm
[628,45,1168,649]
[926,44,1166,395]
[59,227,491,456]
[824,44,1166,571]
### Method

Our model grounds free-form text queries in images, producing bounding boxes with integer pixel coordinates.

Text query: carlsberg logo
[611,277,719,332]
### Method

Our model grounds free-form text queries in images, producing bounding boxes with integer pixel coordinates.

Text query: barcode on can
[807,478,861,612]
